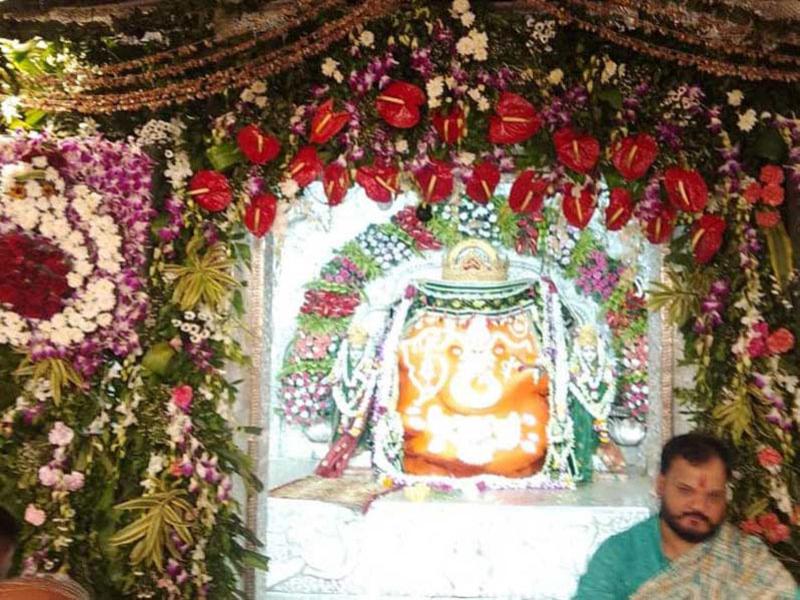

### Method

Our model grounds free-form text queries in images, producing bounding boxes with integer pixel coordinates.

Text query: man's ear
[656,473,665,497]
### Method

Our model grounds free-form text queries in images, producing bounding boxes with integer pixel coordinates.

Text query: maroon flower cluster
[393,206,441,250]
[300,289,360,318]
[0,233,72,319]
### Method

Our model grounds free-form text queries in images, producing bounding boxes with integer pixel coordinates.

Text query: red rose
[760,164,784,186]
[691,214,726,264]
[465,161,500,204]
[508,170,548,214]
[236,125,280,165]
[605,188,634,231]
[562,184,596,229]
[757,446,783,469]
[376,81,426,129]
[664,167,708,213]
[488,92,542,144]
[761,184,784,207]
[767,328,795,354]
[756,210,781,228]
[553,128,600,174]
[644,204,677,244]
[0,233,72,320]
[309,99,349,144]
[188,170,232,212]
[355,163,398,203]
[758,513,791,545]
[611,134,658,181]
[244,193,278,238]
[323,162,350,206]
[740,519,763,536]
[432,106,466,144]
[287,146,323,187]
[415,159,454,203]
[743,181,762,204]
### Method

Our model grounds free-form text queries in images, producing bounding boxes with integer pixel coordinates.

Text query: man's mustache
[680,511,711,524]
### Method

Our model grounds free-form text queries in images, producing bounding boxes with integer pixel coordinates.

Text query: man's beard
[660,503,723,544]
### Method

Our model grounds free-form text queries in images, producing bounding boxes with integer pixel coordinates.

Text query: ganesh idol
[316,240,619,489]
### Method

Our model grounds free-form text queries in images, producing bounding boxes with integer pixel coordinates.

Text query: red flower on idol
[244,193,278,238]
[644,204,677,244]
[356,163,398,203]
[553,127,600,174]
[236,125,280,165]
[432,106,466,144]
[611,134,658,181]
[376,81,426,128]
[323,162,350,206]
[465,161,500,203]
[562,184,596,229]
[605,188,634,231]
[508,170,548,215]
[287,146,323,188]
[415,159,453,203]
[664,167,708,213]
[188,170,232,212]
[309,99,349,144]
[691,214,726,264]
[488,92,542,144]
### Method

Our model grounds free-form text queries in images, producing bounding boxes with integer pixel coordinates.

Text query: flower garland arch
[0,0,798,593]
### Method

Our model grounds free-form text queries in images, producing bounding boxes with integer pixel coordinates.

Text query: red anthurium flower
[611,134,658,181]
[691,214,726,264]
[376,81,426,128]
[244,193,278,238]
[432,106,466,144]
[310,99,349,144]
[605,188,634,231]
[562,184,596,229]
[415,159,454,203]
[188,170,232,212]
[488,92,543,144]
[288,146,323,188]
[237,125,280,165]
[553,128,600,174]
[323,163,350,206]
[356,163,399,203]
[465,161,500,203]
[508,170,548,215]
[664,167,708,213]
[644,204,677,244]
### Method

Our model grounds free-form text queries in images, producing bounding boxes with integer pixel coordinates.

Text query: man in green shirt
[574,433,798,599]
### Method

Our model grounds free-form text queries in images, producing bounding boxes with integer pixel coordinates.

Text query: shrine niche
[272,189,655,491]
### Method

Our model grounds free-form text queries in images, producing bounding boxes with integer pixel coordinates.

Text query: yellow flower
[403,483,431,502]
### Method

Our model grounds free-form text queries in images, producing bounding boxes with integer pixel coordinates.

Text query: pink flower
[747,337,768,359]
[24,504,46,527]
[38,464,61,487]
[757,447,783,471]
[48,421,74,447]
[171,384,193,413]
[63,471,85,492]
[740,519,762,535]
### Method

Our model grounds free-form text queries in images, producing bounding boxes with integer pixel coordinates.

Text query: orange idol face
[397,312,549,478]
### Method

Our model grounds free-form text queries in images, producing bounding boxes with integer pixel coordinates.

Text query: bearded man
[574,432,798,599]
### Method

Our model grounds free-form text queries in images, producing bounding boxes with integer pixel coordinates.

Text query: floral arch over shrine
[0,0,799,597]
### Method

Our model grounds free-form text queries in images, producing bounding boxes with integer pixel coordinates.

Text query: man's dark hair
[0,506,20,547]
[660,432,732,478]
